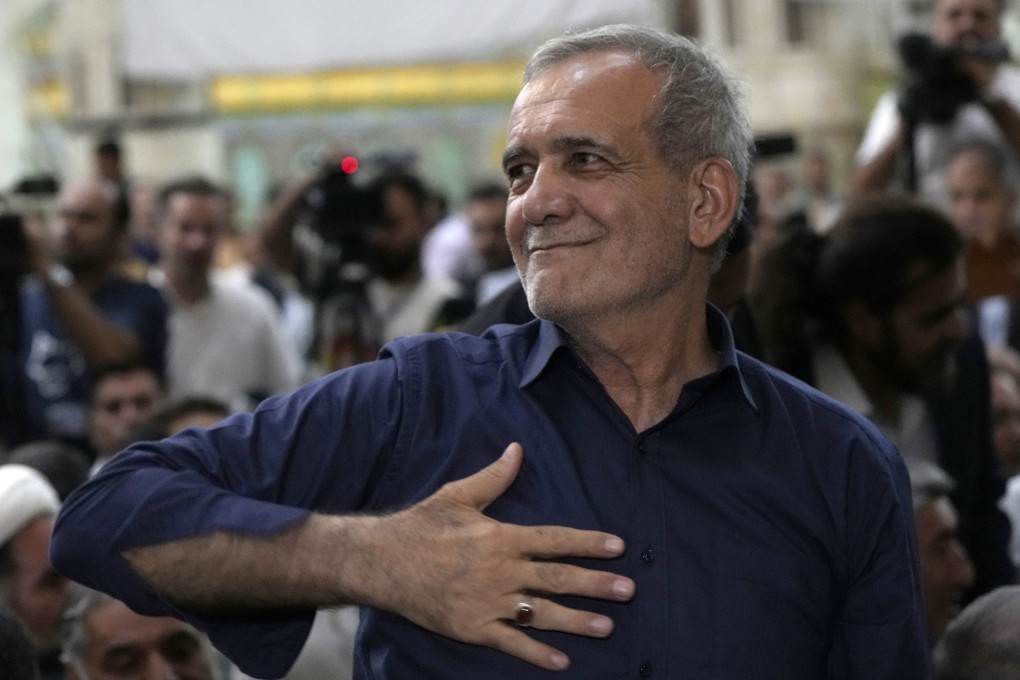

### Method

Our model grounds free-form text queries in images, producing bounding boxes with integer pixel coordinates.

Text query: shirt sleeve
[827,433,932,680]
[50,355,406,678]
[854,91,900,165]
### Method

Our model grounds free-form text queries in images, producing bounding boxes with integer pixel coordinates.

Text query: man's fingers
[504,594,616,638]
[510,523,626,561]
[486,624,572,672]
[521,560,634,602]
[443,442,524,510]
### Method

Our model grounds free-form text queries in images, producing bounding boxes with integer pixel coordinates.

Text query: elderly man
[907,460,977,645]
[52,25,928,678]
[60,584,214,680]
[0,465,66,679]
[933,585,1020,678]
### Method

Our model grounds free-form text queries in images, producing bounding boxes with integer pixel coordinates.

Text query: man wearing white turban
[0,464,65,678]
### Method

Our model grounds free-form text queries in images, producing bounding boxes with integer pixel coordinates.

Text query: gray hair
[59,583,110,674]
[905,459,956,511]
[933,585,1020,680]
[524,24,752,267]
[945,136,1020,190]
[59,583,216,679]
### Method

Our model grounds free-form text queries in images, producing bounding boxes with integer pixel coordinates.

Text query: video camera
[303,155,386,270]
[0,174,58,296]
[897,32,1010,125]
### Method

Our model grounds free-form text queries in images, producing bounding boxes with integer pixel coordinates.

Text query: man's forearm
[42,273,141,366]
[124,514,380,614]
[255,173,318,272]
[115,445,635,671]
[849,124,906,198]
[984,94,1020,160]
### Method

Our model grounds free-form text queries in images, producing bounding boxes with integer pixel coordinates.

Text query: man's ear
[844,300,883,346]
[687,158,740,250]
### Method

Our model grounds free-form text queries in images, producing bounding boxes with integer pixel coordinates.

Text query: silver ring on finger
[514,595,536,628]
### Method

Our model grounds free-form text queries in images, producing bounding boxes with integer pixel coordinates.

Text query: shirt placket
[629,429,669,679]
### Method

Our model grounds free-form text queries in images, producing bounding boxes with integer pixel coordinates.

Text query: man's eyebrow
[502,136,615,171]
[502,147,526,173]
[550,136,612,155]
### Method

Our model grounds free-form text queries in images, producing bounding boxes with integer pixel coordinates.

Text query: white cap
[0,464,60,547]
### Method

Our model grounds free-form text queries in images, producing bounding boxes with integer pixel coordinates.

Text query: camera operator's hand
[958,51,997,94]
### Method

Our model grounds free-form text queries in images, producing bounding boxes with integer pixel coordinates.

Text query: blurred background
[4,0,1020,228]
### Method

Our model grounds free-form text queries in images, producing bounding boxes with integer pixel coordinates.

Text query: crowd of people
[3,1,1020,678]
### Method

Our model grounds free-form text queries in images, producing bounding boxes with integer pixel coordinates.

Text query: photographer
[852,0,1020,204]
[257,152,472,375]
[12,180,167,452]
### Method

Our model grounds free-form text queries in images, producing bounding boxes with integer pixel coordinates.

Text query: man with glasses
[18,180,167,451]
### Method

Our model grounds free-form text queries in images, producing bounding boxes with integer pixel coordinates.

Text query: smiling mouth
[528,238,597,254]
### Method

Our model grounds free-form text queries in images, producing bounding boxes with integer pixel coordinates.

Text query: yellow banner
[212,60,526,113]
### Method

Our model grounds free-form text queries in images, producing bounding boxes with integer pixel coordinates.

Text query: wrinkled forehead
[514,50,659,108]
[508,52,663,146]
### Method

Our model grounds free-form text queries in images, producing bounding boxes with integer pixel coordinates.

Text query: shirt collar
[519,305,757,410]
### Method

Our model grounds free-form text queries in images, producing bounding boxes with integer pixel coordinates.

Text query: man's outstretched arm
[57,444,633,673]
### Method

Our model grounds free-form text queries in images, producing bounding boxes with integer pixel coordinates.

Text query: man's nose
[143,651,180,680]
[519,165,570,227]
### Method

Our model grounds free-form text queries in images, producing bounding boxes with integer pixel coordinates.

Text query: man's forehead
[96,370,157,393]
[508,53,660,143]
[936,0,998,14]
[167,192,227,223]
[61,183,110,208]
[514,51,656,106]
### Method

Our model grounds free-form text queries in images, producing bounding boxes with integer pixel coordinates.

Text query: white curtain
[120,0,666,79]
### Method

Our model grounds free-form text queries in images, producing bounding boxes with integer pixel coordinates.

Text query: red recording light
[340,156,359,174]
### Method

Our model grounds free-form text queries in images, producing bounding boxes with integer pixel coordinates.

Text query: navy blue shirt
[52,308,928,679]
[19,274,168,441]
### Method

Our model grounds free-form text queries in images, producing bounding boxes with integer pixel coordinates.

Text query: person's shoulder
[384,319,542,369]
[211,275,280,313]
[736,352,896,455]
[102,274,166,308]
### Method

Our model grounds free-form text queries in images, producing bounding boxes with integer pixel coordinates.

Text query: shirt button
[639,661,653,677]
[641,547,655,564]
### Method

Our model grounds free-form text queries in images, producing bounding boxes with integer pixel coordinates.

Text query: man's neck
[563,297,717,433]
[165,270,211,305]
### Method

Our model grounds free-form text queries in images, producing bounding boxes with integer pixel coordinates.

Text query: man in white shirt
[852,0,1020,206]
[153,177,301,411]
